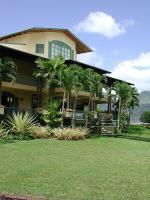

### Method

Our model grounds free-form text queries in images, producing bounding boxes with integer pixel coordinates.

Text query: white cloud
[77,49,103,67]
[75,12,134,38]
[111,52,150,91]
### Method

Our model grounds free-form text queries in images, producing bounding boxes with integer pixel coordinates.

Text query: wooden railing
[16,75,37,86]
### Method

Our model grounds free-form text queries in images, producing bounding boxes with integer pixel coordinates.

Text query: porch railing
[16,75,37,86]
[4,107,36,115]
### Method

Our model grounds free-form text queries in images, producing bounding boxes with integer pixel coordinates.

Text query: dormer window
[49,40,74,60]
[36,44,44,54]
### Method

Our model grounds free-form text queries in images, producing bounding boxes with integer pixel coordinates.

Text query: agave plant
[6,112,38,135]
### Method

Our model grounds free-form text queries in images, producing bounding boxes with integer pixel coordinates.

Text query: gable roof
[0,27,92,54]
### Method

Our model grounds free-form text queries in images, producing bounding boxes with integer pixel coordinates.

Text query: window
[36,44,44,54]
[49,41,74,60]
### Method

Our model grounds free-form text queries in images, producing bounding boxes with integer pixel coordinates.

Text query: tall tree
[127,86,139,125]
[114,82,133,132]
[35,56,66,102]
[114,82,132,113]
[0,57,17,105]
[83,68,105,111]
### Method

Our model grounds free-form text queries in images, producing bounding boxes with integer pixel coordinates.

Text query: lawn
[0,127,150,200]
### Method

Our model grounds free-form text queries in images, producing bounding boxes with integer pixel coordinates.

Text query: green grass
[121,125,150,141]
[0,127,150,200]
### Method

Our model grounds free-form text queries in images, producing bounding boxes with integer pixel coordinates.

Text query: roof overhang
[0,27,92,54]
[106,75,134,86]
[65,59,111,75]
[0,44,134,86]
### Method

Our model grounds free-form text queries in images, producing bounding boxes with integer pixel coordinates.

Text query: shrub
[42,100,62,127]
[140,111,150,124]
[52,127,89,140]
[30,126,51,139]
[6,112,38,139]
[0,122,9,140]
[120,112,128,133]
[145,125,150,129]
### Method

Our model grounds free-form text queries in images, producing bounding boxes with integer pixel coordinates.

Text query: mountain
[131,91,150,122]
[139,91,150,104]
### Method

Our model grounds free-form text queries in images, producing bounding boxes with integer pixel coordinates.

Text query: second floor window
[36,44,44,54]
[49,40,74,60]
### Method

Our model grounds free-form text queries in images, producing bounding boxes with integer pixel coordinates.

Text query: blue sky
[0,0,150,91]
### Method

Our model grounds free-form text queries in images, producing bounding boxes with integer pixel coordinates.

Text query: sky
[0,0,150,91]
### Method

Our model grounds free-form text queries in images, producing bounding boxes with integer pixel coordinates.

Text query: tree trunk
[117,98,121,133]
[61,91,66,128]
[67,90,70,109]
[72,95,77,128]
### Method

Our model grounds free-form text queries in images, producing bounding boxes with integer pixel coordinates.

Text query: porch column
[107,87,112,113]
[37,77,42,108]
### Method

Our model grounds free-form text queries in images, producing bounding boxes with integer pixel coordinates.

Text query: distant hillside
[139,91,150,104]
[131,91,150,122]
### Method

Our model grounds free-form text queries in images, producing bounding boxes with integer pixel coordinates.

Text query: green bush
[52,127,89,140]
[145,125,150,129]
[42,100,62,127]
[120,112,128,133]
[140,111,150,124]
[6,112,38,139]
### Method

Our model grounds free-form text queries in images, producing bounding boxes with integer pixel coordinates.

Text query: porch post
[37,77,42,108]
[107,87,112,113]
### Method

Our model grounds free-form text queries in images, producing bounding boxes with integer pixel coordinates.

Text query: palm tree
[127,86,139,125]
[83,68,105,111]
[83,68,95,111]
[91,72,106,111]
[0,57,17,105]
[70,65,84,127]
[60,64,84,127]
[129,87,139,111]
[70,65,84,110]
[114,82,132,132]
[35,56,66,102]
[114,82,132,113]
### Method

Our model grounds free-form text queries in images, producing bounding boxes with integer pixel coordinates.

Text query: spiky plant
[6,112,38,135]
[0,122,9,139]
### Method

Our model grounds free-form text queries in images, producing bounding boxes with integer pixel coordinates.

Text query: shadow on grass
[118,125,150,142]
[118,135,150,142]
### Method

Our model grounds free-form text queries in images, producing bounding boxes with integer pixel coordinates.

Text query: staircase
[100,120,118,136]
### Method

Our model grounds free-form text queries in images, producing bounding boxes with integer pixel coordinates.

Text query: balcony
[16,75,37,87]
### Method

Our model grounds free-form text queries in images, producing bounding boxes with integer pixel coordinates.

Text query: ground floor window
[2,91,18,108]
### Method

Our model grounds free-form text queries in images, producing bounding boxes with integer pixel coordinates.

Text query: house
[0,27,132,115]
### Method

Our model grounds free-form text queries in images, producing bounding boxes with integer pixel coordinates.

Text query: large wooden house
[0,27,132,115]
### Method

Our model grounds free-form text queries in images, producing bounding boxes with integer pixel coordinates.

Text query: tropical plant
[0,57,17,104]
[42,100,61,127]
[52,127,89,140]
[83,68,105,111]
[30,126,51,138]
[127,87,139,126]
[114,82,132,112]
[35,56,66,101]
[113,82,139,132]
[140,111,150,124]
[6,112,38,138]
[0,122,9,139]
[120,112,128,132]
